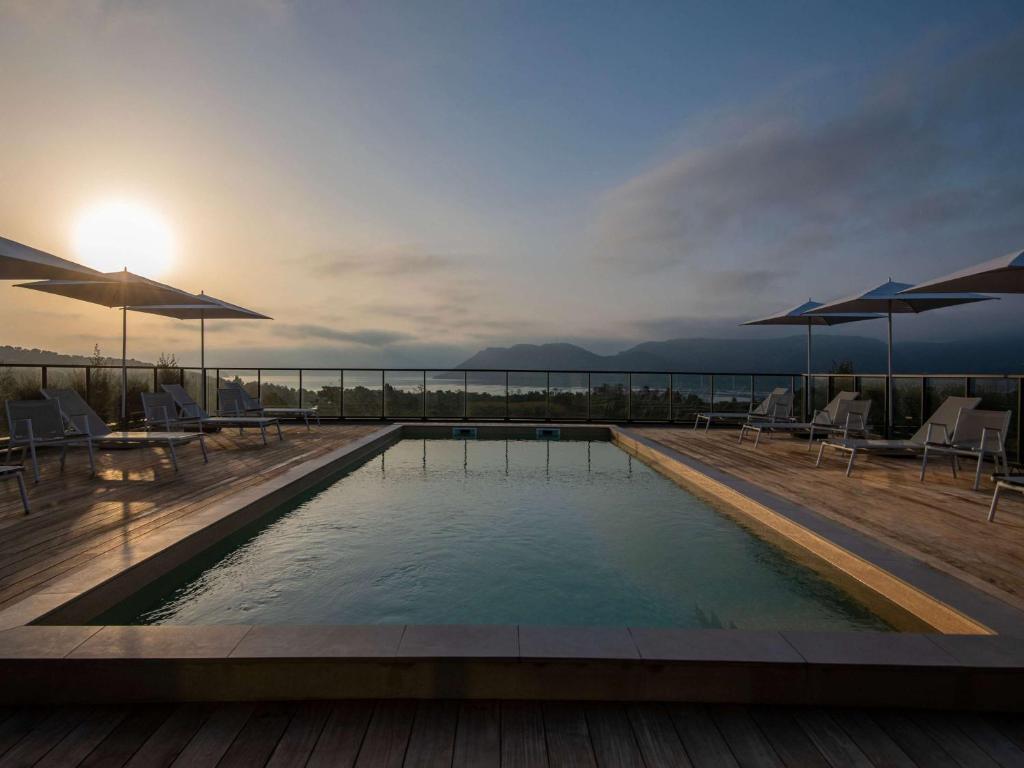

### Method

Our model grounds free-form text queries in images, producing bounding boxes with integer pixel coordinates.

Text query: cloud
[274,324,413,346]
[300,248,462,278]
[595,28,1024,275]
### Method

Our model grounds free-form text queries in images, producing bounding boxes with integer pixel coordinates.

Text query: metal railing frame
[1,363,1021,459]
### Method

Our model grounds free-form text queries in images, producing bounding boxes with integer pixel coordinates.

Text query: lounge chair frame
[5,399,96,483]
[161,384,283,445]
[1,465,30,514]
[223,381,320,430]
[739,391,862,448]
[694,388,792,432]
[988,475,1024,522]
[920,408,1011,491]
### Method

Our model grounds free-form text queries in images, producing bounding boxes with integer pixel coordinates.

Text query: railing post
[709,374,715,425]
[463,371,468,420]
[85,366,91,404]
[505,371,509,421]
[299,370,303,408]
[381,370,386,420]
[41,365,47,391]
[423,370,427,420]
[750,375,755,415]
[627,373,632,422]
[340,370,345,420]
[546,372,550,422]
[587,373,592,422]
[668,373,673,423]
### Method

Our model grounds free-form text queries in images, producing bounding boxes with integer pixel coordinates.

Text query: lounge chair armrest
[980,426,1004,453]
[812,409,833,426]
[842,412,866,438]
[9,418,34,443]
[65,413,91,438]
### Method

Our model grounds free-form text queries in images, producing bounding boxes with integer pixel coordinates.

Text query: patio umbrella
[0,235,100,280]
[902,249,1024,294]
[809,280,995,433]
[742,300,884,416]
[16,270,216,422]
[128,293,271,408]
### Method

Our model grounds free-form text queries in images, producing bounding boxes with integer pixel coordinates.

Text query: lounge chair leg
[85,440,96,476]
[276,422,283,441]
[59,446,67,474]
[973,453,984,491]
[815,441,826,467]
[705,417,711,433]
[845,448,856,477]
[198,435,208,463]
[305,413,311,431]
[988,484,1002,522]
[15,472,29,514]
[919,448,929,482]
[754,428,762,448]
[167,441,179,472]
[260,425,268,446]
[29,441,40,484]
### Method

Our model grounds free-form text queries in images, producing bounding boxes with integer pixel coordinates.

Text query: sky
[1,0,1023,367]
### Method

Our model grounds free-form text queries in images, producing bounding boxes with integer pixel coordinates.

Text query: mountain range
[456,334,1024,374]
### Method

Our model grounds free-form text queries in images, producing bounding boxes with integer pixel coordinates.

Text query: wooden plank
[829,709,915,768]
[125,704,212,768]
[543,702,597,768]
[353,701,415,768]
[710,705,784,768]
[404,700,458,768]
[0,706,90,767]
[991,713,1024,752]
[307,701,373,768]
[910,711,1000,768]
[266,701,331,768]
[35,707,127,768]
[79,705,174,768]
[626,703,693,768]
[0,707,50,758]
[585,703,644,768]
[452,700,499,768]
[872,710,960,768]
[500,701,548,768]
[216,702,293,768]
[793,709,873,768]
[748,708,830,768]
[952,713,1024,766]
[668,705,739,768]
[168,703,254,768]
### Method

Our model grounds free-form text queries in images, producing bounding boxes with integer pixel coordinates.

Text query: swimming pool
[100,439,896,630]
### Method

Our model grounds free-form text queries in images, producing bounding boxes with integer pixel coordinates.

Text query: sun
[73,200,175,277]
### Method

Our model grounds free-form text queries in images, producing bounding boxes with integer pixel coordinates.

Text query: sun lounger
[694,387,792,431]
[5,399,95,482]
[920,408,1011,490]
[223,380,320,429]
[739,391,860,448]
[41,388,207,471]
[161,383,283,445]
[816,395,982,477]
[1,465,30,513]
[988,475,1024,522]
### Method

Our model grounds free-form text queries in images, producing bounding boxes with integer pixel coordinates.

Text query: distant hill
[457,334,1024,374]
[0,346,151,367]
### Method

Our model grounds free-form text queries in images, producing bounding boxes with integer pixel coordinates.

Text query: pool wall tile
[519,626,640,659]
[0,626,102,658]
[927,634,1024,668]
[397,625,518,658]
[782,631,960,667]
[230,625,404,659]
[630,628,803,663]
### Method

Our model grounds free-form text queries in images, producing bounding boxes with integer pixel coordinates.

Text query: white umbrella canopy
[743,300,884,416]
[901,249,1024,294]
[127,293,271,373]
[808,280,995,432]
[0,235,100,280]
[16,271,219,422]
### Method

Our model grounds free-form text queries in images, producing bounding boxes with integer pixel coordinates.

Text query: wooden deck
[0,424,382,612]
[1,699,1022,767]
[634,426,1024,611]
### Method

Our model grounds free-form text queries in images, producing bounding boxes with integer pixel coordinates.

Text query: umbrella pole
[887,308,893,437]
[121,305,128,426]
[806,322,812,420]
[201,314,206,411]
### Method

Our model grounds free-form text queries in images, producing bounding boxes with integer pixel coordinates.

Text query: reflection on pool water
[106,439,894,630]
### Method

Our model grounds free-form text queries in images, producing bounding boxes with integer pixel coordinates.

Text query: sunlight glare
[73,200,175,277]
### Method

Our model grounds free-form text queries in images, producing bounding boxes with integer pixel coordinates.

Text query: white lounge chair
[5,399,95,482]
[1,465,30,513]
[223,380,320,430]
[816,396,982,477]
[161,383,283,445]
[920,408,1011,491]
[988,475,1024,522]
[739,391,860,448]
[694,387,792,431]
[41,388,208,471]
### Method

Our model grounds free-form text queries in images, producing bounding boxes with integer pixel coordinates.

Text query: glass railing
[0,364,1020,460]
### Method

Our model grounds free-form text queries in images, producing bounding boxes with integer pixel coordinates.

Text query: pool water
[107,439,893,630]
